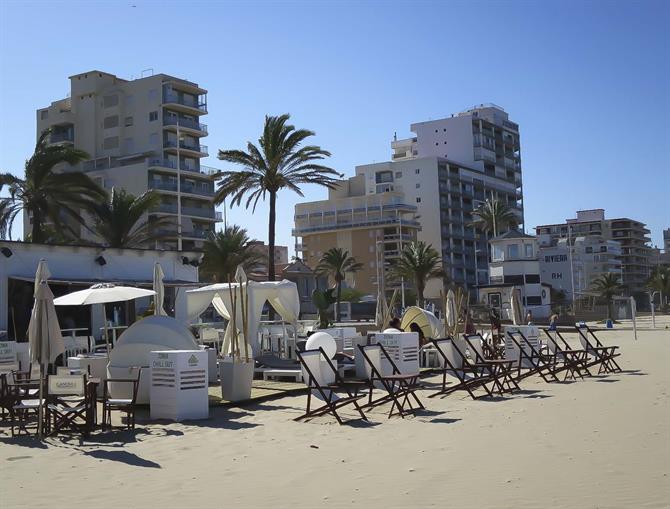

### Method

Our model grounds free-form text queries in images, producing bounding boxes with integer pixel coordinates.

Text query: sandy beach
[2,323,669,509]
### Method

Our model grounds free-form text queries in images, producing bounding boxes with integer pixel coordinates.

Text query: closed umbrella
[445,289,457,335]
[54,283,155,354]
[510,287,523,326]
[28,260,64,438]
[153,263,167,316]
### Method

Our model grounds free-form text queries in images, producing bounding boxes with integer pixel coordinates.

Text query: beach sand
[2,323,669,509]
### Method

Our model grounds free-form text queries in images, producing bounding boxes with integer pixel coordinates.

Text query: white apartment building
[33,70,222,250]
[538,235,623,301]
[478,231,552,319]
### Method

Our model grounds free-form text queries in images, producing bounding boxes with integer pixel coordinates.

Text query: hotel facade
[32,70,221,250]
[294,104,524,299]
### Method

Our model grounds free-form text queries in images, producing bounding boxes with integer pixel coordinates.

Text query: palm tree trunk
[606,298,613,321]
[417,280,425,309]
[268,191,277,321]
[336,281,342,323]
[32,213,43,243]
[268,191,276,281]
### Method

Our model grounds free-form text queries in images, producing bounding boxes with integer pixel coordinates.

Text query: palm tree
[91,188,174,248]
[200,225,265,283]
[0,129,105,242]
[470,198,519,237]
[214,114,341,282]
[591,273,624,321]
[647,266,670,312]
[316,247,363,322]
[389,241,445,308]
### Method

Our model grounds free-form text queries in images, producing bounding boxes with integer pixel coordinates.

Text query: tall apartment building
[295,104,523,299]
[293,175,420,295]
[538,235,623,300]
[536,209,652,298]
[33,70,221,250]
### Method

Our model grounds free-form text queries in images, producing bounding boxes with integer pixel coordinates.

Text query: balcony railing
[50,132,74,143]
[149,180,214,197]
[182,206,215,219]
[164,140,209,155]
[163,92,207,112]
[163,117,208,133]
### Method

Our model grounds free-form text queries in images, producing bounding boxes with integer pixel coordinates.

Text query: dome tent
[108,315,199,403]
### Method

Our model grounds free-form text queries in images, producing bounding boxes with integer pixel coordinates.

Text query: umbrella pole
[101,305,110,355]
[38,363,44,439]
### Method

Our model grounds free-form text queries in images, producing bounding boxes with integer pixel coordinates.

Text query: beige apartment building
[33,70,221,250]
[293,174,420,295]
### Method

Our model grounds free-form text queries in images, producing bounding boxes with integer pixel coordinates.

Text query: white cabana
[186,280,300,356]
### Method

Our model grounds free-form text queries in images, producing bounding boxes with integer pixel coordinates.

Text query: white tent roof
[185,280,300,356]
[109,315,198,368]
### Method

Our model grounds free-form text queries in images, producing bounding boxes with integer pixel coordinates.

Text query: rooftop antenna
[393,131,397,141]
[141,68,154,78]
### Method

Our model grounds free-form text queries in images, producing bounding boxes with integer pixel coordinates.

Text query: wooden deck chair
[295,348,367,425]
[46,374,94,437]
[103,367,142,430]
[576,326,622,374]
[357,343,424,418]
[428,338,492,399]
[505,331,560,383]
[463,334,521,394]
[541,328,591,380]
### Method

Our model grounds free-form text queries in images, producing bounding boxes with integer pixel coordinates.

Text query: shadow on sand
[84,449,161,468]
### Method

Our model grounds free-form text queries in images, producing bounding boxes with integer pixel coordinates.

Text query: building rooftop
[491,230,535,241]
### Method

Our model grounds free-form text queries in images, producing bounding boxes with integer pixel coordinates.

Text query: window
[492,245,504,261]
[415,183,420,189]
[488,293,501,308]
[124,116,134,127]
[395,171,402,178]
[416,197,421,203]
[149,111,158,122]
[103,136,119,150]
[525,274,540,283]
[526,296,542,306]
[40,110,49,120]
[103,115,119,129]
[524,244,533,258]
[103,95,119,108]
[415,169,420,174]
[585,246,593,254]
[507,244,519,259]
[375,171,393,184]
[504,275,524,285]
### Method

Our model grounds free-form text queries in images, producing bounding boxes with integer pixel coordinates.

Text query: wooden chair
[102,367,141,430]
[295,348,367,425]
[428,338,493,399]
[575,325,622,374]
[462,334,521,394]
[505,331,560,383]
[46,374,94,437]
[357,343,424,418]
[541,328,591,380]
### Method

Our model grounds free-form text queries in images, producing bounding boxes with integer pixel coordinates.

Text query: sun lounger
[575,325,622,374]
[295,348,367,425]
[255,354,303,382]
[541,328,591,380]
[463,334,520,394]
[428,338,493,399]
[357,343,424,418]
[505,331,560,383]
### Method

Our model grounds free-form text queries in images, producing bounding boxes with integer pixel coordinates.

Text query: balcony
[151,204,216,220]
[163,116,208,135]
[148,158,216,179]
[149,180,215,197]
[50,132,74,144]
[162,91,207,114]
[163,140,209,157]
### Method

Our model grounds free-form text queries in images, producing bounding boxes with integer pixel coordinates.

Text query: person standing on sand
[526,310,534,325]
[549,313,559,331]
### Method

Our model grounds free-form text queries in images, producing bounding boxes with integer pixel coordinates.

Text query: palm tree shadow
[84,449,160,468]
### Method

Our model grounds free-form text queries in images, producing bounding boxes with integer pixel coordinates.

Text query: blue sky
[1,0,668,249]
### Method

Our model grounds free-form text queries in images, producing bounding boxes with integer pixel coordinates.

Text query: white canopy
[186,280,300,356]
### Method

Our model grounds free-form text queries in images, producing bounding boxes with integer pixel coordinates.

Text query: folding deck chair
[295,348,367,425]
[576,325,622,374]
[462,334,520,394]
[428,338,493,399]
[46,374,94,437]
[103,367,141,430]
[357,343,424,418]
[541,328,591,380]
[505,331,560,383]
